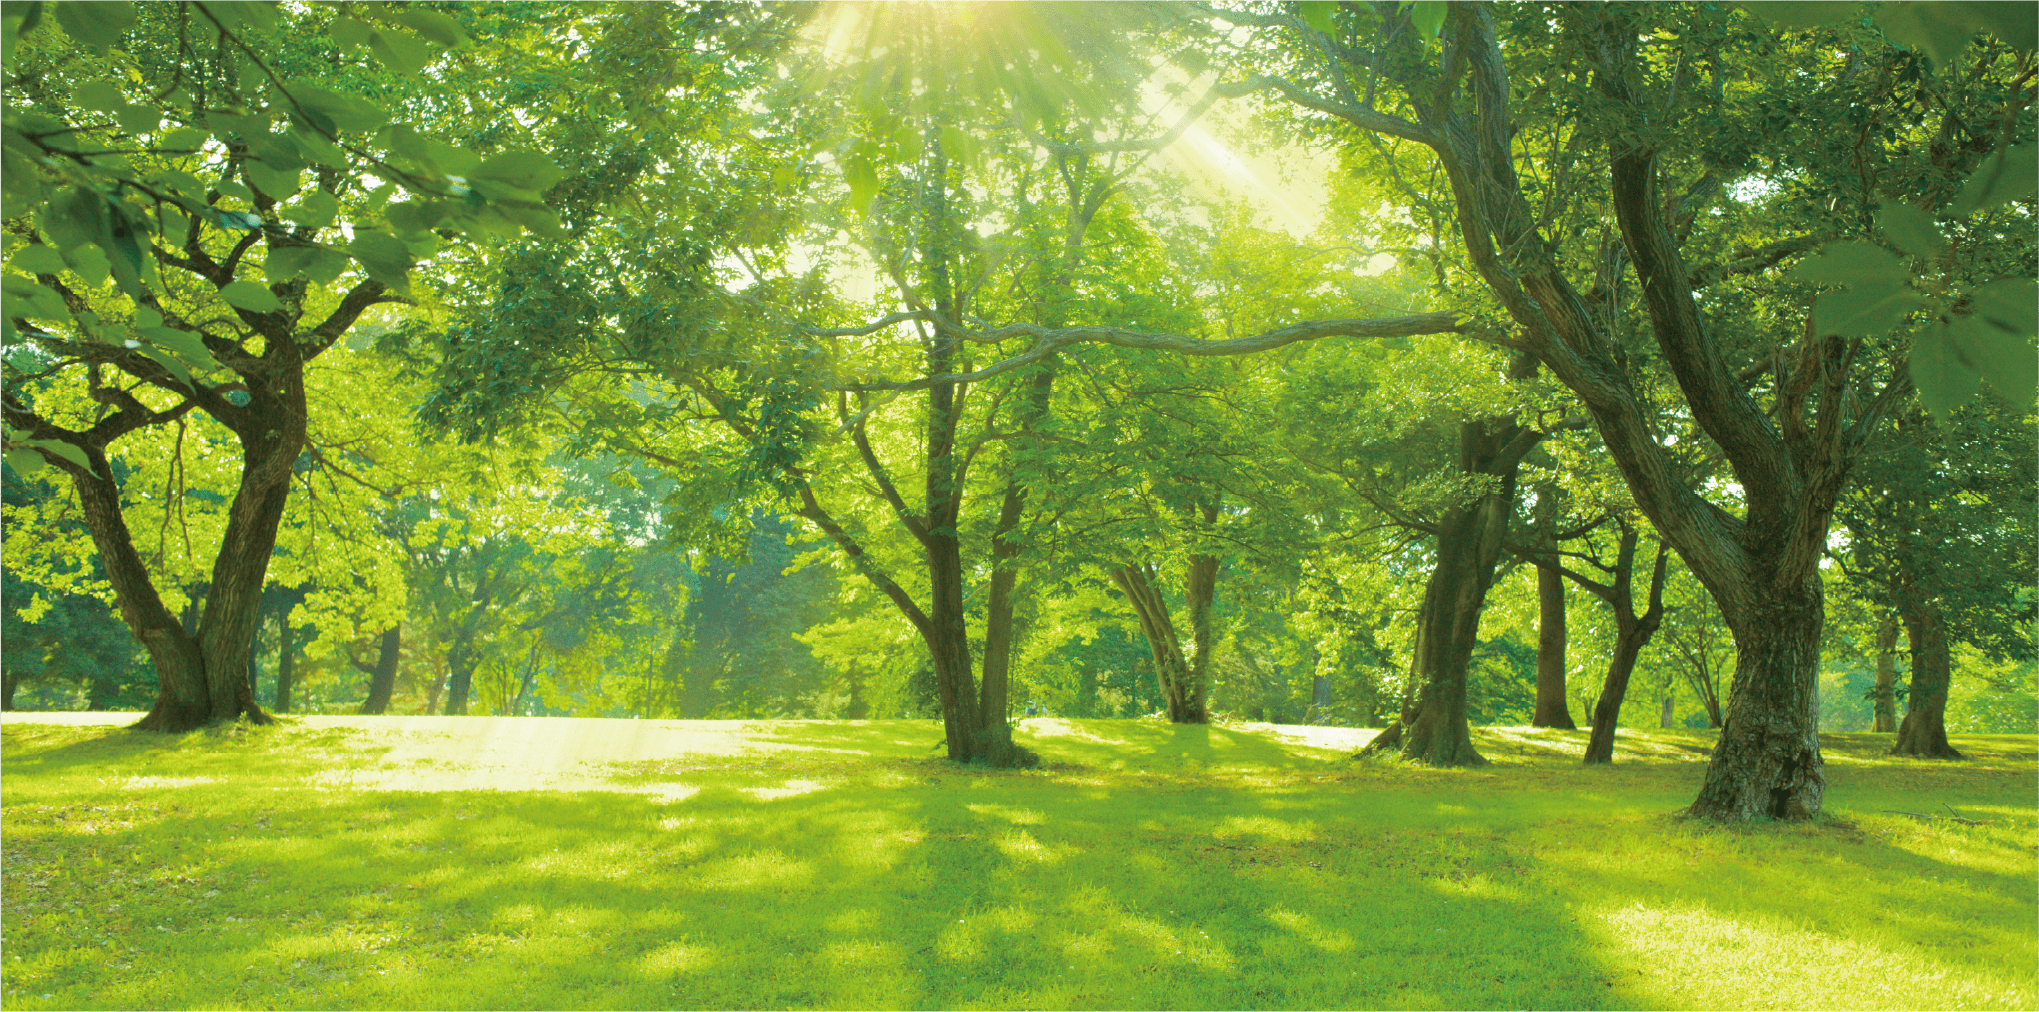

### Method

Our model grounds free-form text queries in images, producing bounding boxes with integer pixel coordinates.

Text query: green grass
[2,716,2033,1011]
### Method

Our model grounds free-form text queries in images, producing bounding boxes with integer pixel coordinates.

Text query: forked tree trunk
[1871,613,1900,733]
[1367,410,1542,766]
[1582,613,1660,763]
[1581,532,1669,765]
[1532,563,1576,728]
[1892,599,1962,758]
[358,626,401,715]
[979,364,1055,733]
[1109,556,1215,724]
[35,347,323,732]
[66,436,278,732]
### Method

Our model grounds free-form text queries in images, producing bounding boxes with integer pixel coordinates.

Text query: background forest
[3,1,2033,751]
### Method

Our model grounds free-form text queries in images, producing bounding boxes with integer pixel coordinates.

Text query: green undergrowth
[2,717,2033,1011]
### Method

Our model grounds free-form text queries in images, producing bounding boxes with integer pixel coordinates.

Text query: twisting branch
[836,312,1463,393]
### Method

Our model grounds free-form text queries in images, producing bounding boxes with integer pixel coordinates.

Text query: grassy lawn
[2,715,2032,1011]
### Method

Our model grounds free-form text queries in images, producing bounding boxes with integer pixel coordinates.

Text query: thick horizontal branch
[837,312,1462,393]
[804,311,931,338]
[1214,75,1434,146]
[1688,233,1833,289]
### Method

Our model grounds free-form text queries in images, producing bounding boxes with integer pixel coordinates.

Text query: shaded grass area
[2,717,2033,1011]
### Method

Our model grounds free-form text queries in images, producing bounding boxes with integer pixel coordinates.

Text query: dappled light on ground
[2,715,2032,1011]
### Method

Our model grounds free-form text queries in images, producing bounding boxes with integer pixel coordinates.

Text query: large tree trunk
[1685,573,1827,820]
[1109,561,1211,723]
[444,629,480,716]
[71,360,310,731]
[273,614,296,713]
[1892,598,1962,758]
[1368,413,1541,765]
[1532,562,1576,728]
[358,626,401,715]
[979,365,1056,733]
[2,667,17,710]
[70,446,231,731]
[1260,5,1901,818]
[1184,543,1219,718]
[1872,612,1900,733]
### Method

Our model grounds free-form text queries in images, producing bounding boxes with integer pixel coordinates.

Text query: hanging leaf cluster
[1746,1,2037,420]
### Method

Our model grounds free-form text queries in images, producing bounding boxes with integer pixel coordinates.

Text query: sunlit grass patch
[3,716,2032,1011]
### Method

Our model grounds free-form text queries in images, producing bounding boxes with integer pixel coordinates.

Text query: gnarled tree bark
[1892,594,1963,758]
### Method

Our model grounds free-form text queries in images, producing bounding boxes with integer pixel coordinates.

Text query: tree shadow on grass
[9,720,2028,1010]
[3,750,1631,1011]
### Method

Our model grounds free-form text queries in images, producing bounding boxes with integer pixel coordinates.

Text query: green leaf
[1788,241,1908,287]
[214,209,263,230]
[1300,1,1339,34]
[265,245,348,286]
[2,274,71,321]
[264,245,315,281]
[385,199,449,233]
[287,85,389,133]
[1877,198,1944,259]
[385,125,478,179]
[54,0,135,51]
[1947,143,2036,218]
[1408,1,1447,40]
[219,279,284,313]
[64,244,109,288]
[243,159,301,200]
[369,28,436,76]
[328,15,372,47]
[73,78,126,113]
[159,126,210,151]
[939,125,981,169]
[348,231,412,293]
[1959,0,2037,51]
[474,149,564,192]
[10,244,67,276]
[301,247,350,287]
[41,186,108,253]
[116,103,160,135]
[4,447,45,477]
[1875,2,1981,69]
[1813,287,1926,337]
[205,2,278,35]
[1740,1,1857,31]
[392,8,466,47]
[842,157,879,216]
[287,126,347,169]
[281,188,339,228]
[1910,323,1982,420]
[139,325,222,370]
[21,437,93,473]
[1966,278,2038,337]
[135,344,193,390]
[1947,312,2038,407]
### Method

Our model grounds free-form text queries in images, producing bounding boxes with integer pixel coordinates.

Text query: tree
[1516,514,1670,763]
[1,2,566,730]
[418,5,1458,765]
[1836,401,2037,758]
[1210,1,2034,819]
